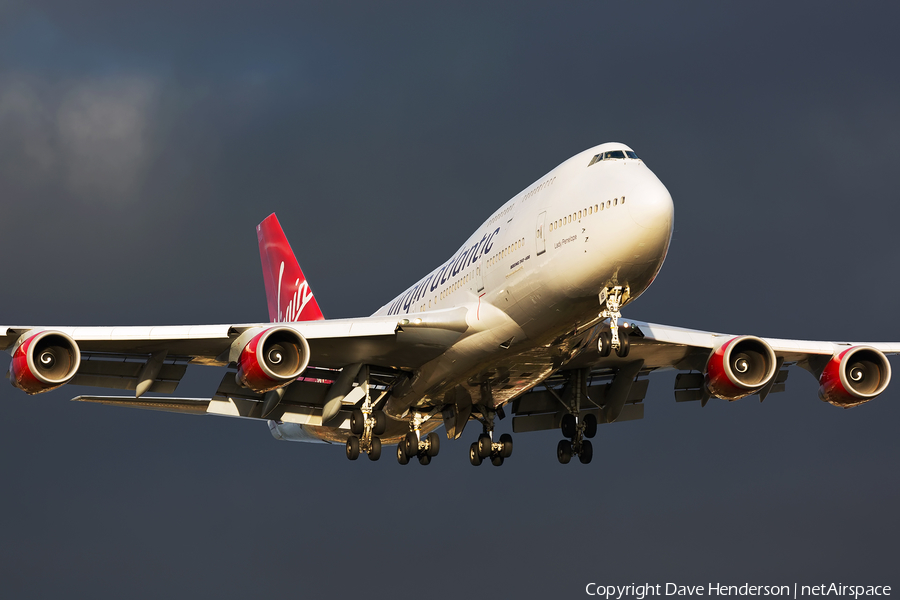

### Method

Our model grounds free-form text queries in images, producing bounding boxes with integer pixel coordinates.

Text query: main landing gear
[345,366,387,461]
[468,405,513,467]
[397,411,441,465]
[597,286,630,358]
[550,367,597,465]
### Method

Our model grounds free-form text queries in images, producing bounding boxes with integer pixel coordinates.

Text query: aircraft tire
[418,454,431,466]
[346,436,360,460]
[368,437,382,461]
[579,440,593,464]
[477,434,492,458]
[469,443,483,466]
[373,411,387,436]
[405,432,419,456]
[426,432,440,457]
[557,439,572,464]
[583,413,598,439]
[598,332,612,357]
[560,414,577,439]
[350,409,365,436]
[397,444,409,465]
[499,433,513,458]
[491,455,504,467]
[615,334,630,358]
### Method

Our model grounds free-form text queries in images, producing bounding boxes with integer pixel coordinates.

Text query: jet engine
[9,330,82,395]
[705,335,777,400]
[818,346,891,408]
[236,326,310,393]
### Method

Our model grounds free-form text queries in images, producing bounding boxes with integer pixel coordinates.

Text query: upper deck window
[588,149,640,166]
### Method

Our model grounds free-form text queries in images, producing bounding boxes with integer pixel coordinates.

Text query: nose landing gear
[598,286,630,358]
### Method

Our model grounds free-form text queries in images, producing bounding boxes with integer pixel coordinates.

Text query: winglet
[257,214,325,322]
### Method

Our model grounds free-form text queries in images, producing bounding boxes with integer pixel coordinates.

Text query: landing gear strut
[396,410,441,465]
[345,366,386,461]
[468,405,513,467]
[598,286,630,358]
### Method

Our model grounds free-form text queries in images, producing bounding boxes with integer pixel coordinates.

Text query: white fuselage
[367,143,675,421]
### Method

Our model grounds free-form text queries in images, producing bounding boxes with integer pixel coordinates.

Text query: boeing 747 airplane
[3,143,896,466]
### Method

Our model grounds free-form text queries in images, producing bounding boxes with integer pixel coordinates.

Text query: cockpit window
[588,149,640,166]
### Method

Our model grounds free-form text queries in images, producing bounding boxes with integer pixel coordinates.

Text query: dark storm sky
[1,2,899,598]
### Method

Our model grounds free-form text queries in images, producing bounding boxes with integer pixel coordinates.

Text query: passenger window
[595,204,599,212]
[600,203,604,211]
[614,198,617,206]
[622,196,625,204]
[607,200,611,208]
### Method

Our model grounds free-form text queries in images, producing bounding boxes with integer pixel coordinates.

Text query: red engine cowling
[236,326,310,393]
[705,335,777,400]
[9,330,82,395]
[818,346,891,408]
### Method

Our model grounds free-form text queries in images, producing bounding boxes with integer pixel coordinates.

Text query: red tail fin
[257,214,325,322]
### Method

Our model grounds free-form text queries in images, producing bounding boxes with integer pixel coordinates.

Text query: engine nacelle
[705,335,777,400]
[236,326,310,393]
[9,330,81,395]
[818,346,891,408]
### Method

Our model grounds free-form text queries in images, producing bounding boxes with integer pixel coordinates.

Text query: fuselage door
[536,211,547,256]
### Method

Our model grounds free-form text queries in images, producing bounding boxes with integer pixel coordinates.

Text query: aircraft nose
[628,176,674,232]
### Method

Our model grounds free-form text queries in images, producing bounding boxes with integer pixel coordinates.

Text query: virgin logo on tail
[276,261,315,322]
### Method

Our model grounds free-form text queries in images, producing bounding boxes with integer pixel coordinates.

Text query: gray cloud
[0,74,159,204]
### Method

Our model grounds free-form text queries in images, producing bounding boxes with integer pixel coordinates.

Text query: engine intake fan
[705,335,777,400]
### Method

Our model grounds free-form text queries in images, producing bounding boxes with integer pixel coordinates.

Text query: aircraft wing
[512,319,900,436]
[0,307,469,396]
